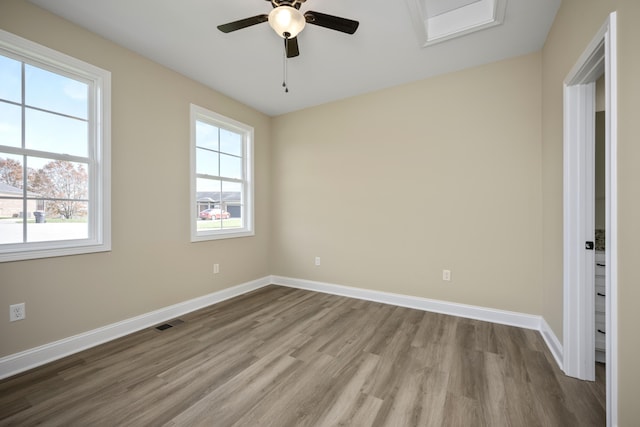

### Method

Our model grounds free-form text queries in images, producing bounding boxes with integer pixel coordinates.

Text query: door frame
[563,12,617,426]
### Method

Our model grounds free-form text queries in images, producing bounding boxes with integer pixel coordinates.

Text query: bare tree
[0,157,23,188]
[29,160,88,219]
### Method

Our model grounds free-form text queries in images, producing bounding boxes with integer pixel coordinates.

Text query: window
[0,30,111,262]
[190,104,253,241]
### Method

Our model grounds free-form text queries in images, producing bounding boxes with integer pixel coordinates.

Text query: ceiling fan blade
[304,11,359,34]
[286,37,300,58]
[217,14,269,33]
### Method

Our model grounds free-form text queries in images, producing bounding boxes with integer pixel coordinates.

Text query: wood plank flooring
[0,285,605,426]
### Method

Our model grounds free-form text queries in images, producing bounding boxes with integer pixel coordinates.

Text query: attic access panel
[406,0,507,47]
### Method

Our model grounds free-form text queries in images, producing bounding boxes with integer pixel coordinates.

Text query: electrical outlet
[10,303,25,322]
[213,263,220,274]
[315,256,321,266]
[442,270,451,281]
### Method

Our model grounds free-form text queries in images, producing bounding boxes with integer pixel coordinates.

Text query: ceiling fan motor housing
[268,5,306,38]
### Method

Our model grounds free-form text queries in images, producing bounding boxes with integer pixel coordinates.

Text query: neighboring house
[0,182,41,218]
[197,192,242,217]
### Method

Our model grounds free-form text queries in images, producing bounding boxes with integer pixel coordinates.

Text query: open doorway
[563,12,617,426]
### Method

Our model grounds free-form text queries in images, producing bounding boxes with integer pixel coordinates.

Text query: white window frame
[0,29,111,262]
[190,104,254,241]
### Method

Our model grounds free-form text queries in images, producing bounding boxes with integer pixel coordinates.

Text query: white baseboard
[271,275,543,330]
[540,317,564,369]
[0,276,271,380]
[1,275,565,381]
[271,275,564,365]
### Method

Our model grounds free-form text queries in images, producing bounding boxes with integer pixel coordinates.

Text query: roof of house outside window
[0,183,40,197]
[196,192,241,203]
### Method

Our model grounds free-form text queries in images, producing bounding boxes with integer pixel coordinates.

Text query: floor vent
[155,319,185,331]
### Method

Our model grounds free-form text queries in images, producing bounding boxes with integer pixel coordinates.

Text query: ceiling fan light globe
[268,6,306,38]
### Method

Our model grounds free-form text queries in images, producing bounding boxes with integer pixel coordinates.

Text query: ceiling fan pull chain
[283,36,289,93]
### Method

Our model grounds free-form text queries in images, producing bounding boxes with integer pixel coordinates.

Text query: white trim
[189,104,254,242]
[604,13,618,427]
[0,276,271,380]
[272,276,563,365]
[562,12,617,426]
[405,0,506,47]
[563,81,597,380]
[271,275,544,331]
[0,29,111,262]
[540,317,564,370]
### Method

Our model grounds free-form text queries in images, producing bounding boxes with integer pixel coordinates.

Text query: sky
[0,53,89,170]
[195,120,244,193]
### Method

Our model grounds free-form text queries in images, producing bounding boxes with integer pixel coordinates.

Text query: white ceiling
[29,0,560,116]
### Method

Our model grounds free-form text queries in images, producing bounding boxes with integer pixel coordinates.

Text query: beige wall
[541,0,640,422]
[272,52,543,315]
[0,0,272,356]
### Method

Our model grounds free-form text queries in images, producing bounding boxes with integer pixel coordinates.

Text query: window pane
[0,54,21,103]
[196,179,221,209]
[0,154,24,190]
[0,153,26,244]
[196,121,218,150]
[196,177,220,193]
[196,147,218,176]
[196,178,221,231]
[0,102,21,148]
[0,29,111,262]
[27,200,88,243]
[220,128,242,156]
[196,197,220,215]
[220,180,242,229]
[25,64,88,119]
[191,104,252,241]
[0,216,24,244]
[220,153,242,179]
[26,158,89,215]
[25,108,88,157]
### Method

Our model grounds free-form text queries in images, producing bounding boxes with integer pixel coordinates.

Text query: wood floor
[0,285,605,426]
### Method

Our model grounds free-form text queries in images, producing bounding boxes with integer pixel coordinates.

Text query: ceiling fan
[217,0,360,58]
